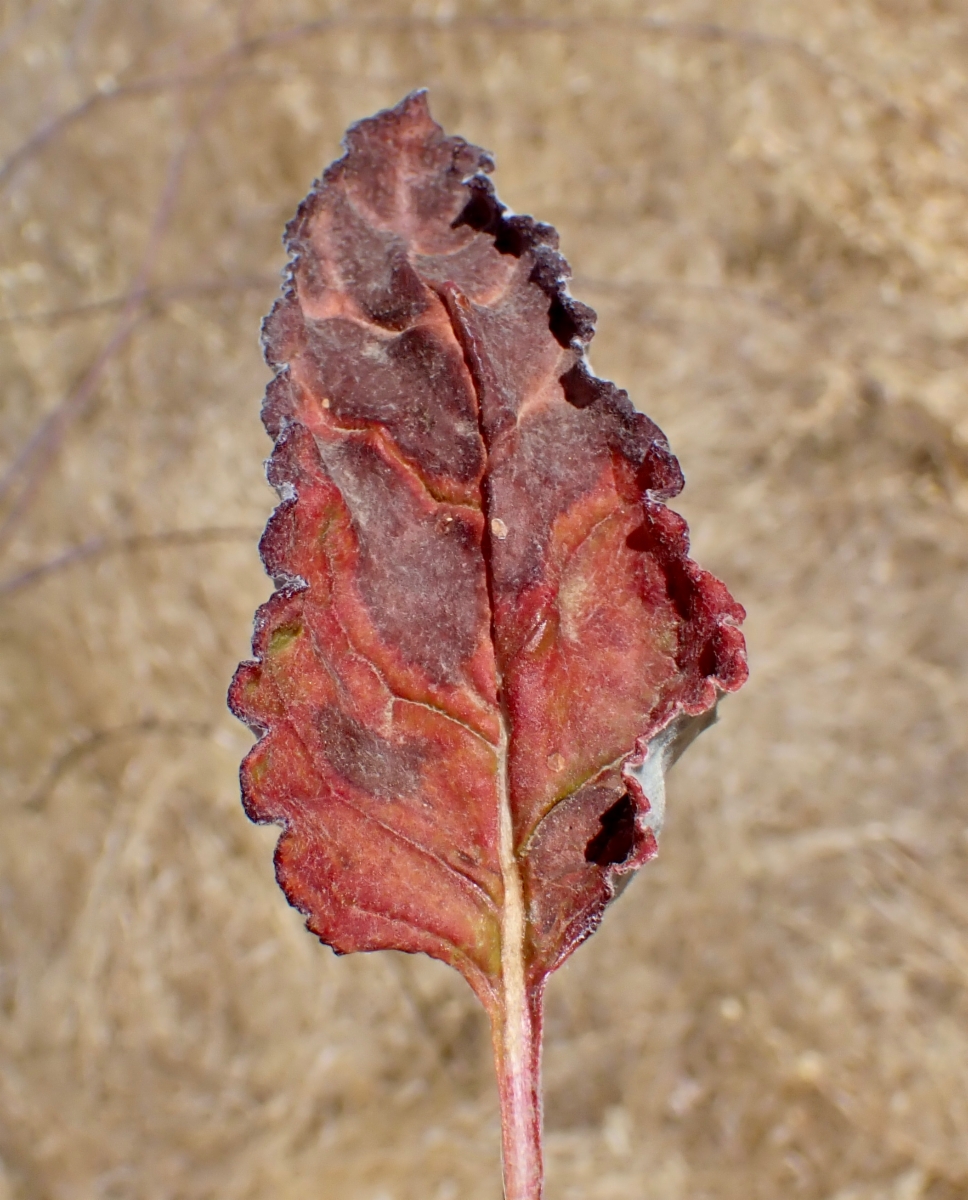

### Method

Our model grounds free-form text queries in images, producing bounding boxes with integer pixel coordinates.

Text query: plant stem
[493,988,544,1200]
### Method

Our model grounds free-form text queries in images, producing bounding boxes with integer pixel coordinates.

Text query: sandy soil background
[1,2,967,1198]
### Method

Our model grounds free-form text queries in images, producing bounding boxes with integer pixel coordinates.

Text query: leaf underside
[229,91,747,1018]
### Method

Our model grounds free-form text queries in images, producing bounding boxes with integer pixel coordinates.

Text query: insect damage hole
[585,792,637,867]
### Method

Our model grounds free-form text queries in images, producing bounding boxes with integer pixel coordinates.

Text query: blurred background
[1,2,967,1198]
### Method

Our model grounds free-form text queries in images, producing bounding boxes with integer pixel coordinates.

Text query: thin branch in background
[0,55,350,190]
[0,0,50,60]
[0,525,261,598]
[0,14,901,191]
[0,310,149,540]
[0,6,244,187]
[0,76,232,555]
[23,718,216,812]
[0,273,278,327]
[0,86,107,185]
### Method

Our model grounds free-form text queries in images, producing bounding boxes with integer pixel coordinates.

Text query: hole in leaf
[493,216,532,258]
[453,178,527,256]
[559,361,600,409]
[453,181,538,258]
[453,184,505,237]
[548,296,580,347]
[585,792,637,867]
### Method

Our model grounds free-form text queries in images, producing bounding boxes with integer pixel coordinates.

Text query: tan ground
[1,2,967,1198]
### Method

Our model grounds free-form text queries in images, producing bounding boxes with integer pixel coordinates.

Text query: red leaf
[229,91,747,1199]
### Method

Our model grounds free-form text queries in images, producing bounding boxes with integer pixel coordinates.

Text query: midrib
[495,710,534,1174]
